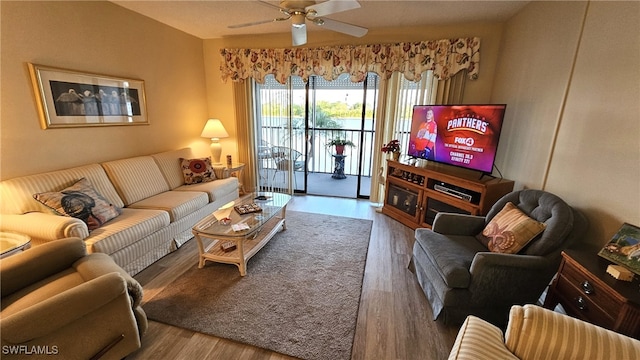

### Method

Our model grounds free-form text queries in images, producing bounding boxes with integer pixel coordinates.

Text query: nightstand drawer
[556,274,616,328]
[560,260,622,317]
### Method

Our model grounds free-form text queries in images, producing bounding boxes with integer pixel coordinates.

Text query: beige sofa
[448,304,640,360]
[0,148,239,275]
[1,238,146,359]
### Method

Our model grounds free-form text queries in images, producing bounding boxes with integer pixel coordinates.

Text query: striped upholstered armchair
[448,304,640,360]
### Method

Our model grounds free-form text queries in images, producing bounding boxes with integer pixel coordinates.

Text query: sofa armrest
[468,253,553,306]
[74,253,144,308]
[1,272,129,343]
[448,315,518,360]
[506,305,640,360]
[470,252,551,272]
[0,213,89,241]
[1,238,87,296]
[212,165,229,179]
[432,213,486,235]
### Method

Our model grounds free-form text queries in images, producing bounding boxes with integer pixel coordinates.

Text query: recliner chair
[1,237,147,359]
[410,189,588,326]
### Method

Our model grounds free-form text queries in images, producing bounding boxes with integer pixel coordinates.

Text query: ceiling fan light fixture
[291,12,306,28]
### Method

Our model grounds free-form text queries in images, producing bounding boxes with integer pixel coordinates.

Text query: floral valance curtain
[220,37,480,84]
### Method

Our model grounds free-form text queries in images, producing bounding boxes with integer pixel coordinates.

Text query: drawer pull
[576,296,588,311]
[581,281,594,294]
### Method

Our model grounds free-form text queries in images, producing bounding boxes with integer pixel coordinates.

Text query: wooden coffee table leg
[281,206,288,231]
[194,234,206,268]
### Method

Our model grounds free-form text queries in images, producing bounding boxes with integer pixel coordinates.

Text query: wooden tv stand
[381,160,514,229]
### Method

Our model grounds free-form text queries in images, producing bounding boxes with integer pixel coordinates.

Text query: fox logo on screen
[454,137,475,146]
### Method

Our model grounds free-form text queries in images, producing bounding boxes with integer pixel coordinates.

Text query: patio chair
[257,142,273,181]
[271,146,305,187]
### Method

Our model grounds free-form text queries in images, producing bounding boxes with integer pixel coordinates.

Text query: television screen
[407,104,506,173]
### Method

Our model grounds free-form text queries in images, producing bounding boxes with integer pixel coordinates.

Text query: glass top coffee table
[192,192,291,276]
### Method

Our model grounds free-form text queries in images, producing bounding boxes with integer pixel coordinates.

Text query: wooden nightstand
[543,247,640,339]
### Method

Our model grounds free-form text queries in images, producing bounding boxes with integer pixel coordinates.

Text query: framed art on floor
[28,63,148,129]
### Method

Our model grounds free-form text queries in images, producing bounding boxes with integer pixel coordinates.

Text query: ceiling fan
[228,0,368,46]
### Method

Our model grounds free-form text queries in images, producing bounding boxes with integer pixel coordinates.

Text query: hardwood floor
[128,195,459,360]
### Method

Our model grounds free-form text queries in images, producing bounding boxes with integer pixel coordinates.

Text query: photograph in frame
[28,63,148,129]
[598,222,640,276]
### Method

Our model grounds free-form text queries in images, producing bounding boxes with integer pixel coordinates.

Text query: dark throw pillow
[33,178,121,231]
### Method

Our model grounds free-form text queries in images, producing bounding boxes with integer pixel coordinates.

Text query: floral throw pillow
[33,178,121,231]
[180,157,216,185]
[477,202,547,254]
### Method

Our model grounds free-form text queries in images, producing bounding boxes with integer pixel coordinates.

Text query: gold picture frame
[28,63,149,129]
[598,222,640,276]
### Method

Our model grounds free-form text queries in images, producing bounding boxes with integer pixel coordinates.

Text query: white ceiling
[111,0,530,39]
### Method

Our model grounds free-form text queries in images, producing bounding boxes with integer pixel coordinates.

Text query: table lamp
[201,119,229,164]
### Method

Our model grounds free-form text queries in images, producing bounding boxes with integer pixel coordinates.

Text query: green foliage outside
[261,100,374,125]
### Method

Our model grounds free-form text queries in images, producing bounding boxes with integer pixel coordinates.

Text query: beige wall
[492,1,640,246]
[204,22,505,161]
[0,1,210,180]
[5,1,637,247]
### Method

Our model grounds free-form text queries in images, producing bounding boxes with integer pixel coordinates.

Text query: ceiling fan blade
[257,0,284,11]
[291,24,307,46]
[228,18,278,29]
[307,0,361,17]
[316,18,367,37]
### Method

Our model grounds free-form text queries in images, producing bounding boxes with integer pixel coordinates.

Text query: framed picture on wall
[598,222,640,275]
[28,63,149,129]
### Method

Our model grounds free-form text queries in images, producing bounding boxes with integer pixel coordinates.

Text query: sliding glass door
[306,74,378,198]
[254,73,378,198]
[253,76,306,194]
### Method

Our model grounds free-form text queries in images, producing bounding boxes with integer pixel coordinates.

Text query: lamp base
[210,140,222,164]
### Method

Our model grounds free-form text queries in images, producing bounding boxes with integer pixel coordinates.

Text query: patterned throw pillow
[33,178,121,231]
[478,202,547,254]
[180,157,216,185]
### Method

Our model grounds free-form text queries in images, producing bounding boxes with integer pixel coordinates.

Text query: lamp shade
[201,119,229,139]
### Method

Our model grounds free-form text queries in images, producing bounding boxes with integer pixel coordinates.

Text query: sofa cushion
[478,202,546,254]
[151,148,193,190]
[33,178,121,231]
[128,191,209,222]
[82,208,170,255]
[180,157,216,185]
[173,176,239,202]
[1,164,124,215]
[414,228,486,288]
[101,156,170,205]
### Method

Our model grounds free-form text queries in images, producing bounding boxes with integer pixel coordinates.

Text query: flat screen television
[407,104,507,174]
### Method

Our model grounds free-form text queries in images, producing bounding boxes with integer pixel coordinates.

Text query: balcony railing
[260,126,374,178]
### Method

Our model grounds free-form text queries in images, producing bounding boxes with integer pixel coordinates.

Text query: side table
[226,163,246,194]
[543,247,640,339]
[0,232,31,258]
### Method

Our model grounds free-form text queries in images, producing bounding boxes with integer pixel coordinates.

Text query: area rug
[143,211,372,360]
